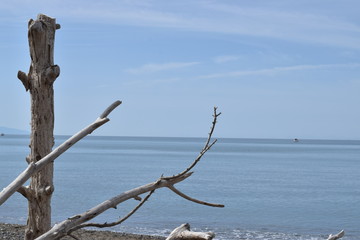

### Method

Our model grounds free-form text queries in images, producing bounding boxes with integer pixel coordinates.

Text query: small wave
[210,229,328,240]
[113,226,329,240]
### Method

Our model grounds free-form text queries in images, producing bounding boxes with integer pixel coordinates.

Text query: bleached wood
[35,107,222,239]
[168,185,224,207]
[0,101,121,206]
[72,190,155,230]
[36,174,193,240]
[327,230,345,240]
[166,223,215,240]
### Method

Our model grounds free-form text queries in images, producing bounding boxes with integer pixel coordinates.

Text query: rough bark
[17,14,60,240]
[166,223,214,240]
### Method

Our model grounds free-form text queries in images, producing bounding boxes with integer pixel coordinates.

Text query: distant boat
[0,133,4,136]
[293,138,299,142]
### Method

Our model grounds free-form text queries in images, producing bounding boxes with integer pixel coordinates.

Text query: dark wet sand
[0,223,166,240]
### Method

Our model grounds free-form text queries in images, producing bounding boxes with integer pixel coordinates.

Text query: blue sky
[1,0,360,139]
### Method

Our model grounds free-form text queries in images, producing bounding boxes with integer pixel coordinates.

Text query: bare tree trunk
[18,14,60,240]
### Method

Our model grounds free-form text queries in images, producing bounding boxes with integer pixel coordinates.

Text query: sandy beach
[0,223,166,240]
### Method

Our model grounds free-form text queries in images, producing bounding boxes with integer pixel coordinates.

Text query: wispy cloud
[126,61,200,74]
[125,62,360,85]
[213,55,240,63]
[197,63,360,79]
[201,2,360,49]
[2,0,359,49]
[122,77,181,88]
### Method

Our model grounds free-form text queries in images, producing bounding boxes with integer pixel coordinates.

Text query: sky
[0,0,360,139]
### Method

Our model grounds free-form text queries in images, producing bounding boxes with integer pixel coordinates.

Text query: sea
[0,135,359,240]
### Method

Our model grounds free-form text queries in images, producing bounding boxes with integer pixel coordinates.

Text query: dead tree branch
[327,230,345,240]
[162,107,221,181]
[69,190,155,232]
[0,101,121,205]
[16,186,30,199]
[36,173,193,239]
[35,107,223,240]
[166,223,215,240]
[168,185,224,207]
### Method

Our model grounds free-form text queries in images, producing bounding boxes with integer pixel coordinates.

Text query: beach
[0,223,165,240]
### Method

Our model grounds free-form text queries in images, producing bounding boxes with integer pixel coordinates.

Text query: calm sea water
[0,135,359,239]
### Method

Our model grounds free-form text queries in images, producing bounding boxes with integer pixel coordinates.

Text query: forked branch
[36,173,193,239]
[36,107,223,240]
[70,190,155,232]
[163,107,221,180]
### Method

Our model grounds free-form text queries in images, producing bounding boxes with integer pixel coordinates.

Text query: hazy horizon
[1,126,359,141]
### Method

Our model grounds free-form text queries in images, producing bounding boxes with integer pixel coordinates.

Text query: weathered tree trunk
[17,14,60,240]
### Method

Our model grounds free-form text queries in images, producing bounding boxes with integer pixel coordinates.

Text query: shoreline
[0,223,166,240]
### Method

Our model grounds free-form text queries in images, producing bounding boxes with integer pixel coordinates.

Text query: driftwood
[164,227,344,240]
[35,107,223,240]
[0,105,223,239]
[327,230,345,240]
[166,223,215,240]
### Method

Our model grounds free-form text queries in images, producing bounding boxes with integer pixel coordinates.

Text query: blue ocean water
[0,135,359,239]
